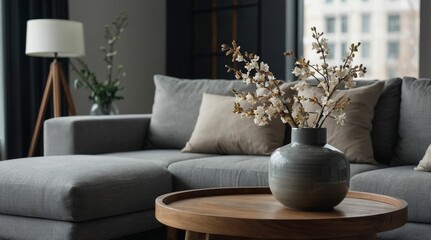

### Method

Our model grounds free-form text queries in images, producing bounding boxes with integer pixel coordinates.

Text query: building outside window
[388,14,400,32]
[362,14,370,33]
[341,15,348,33]
[361,41,370,59]
[341,42,347,58]
[303,0,419,79]
[387,41,400,59]
[387,67,398,78]
[325,17,336,33]
[327,43,336,59]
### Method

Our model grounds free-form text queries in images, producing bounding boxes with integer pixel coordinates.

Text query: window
[361,42,370,59]
[325,17,336,33]
[387,41,400,59]
[326,0,333,3]
[341,42,347,58]
[387,67,398,78]
[303,0,419,79]
[388,14,400,32]
[362,14,370,33]
[327,43,335,59]
[341,15,348,33]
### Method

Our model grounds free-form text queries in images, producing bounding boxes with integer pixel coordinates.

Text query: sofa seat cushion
[349,163,384,176]
[168,156,270,190]
[0,155,171,221]
[350,166,431,223]
[101,149,216,168]
[168,156,380,191]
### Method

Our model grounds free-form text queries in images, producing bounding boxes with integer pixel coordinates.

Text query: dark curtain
[3,0,69,159]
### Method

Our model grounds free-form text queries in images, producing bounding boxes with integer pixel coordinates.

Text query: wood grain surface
[155,187,407,240]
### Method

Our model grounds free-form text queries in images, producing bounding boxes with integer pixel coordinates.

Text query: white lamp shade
[26,19,85,58]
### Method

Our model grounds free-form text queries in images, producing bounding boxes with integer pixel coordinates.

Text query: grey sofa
[0,75,430,240]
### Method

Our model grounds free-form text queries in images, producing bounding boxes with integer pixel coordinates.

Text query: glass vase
[90,102,119,115]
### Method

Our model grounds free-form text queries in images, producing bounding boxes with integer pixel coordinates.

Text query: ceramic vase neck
[291,128,327,146]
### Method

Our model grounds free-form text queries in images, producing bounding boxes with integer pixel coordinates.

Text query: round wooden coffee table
[155,187,407,240]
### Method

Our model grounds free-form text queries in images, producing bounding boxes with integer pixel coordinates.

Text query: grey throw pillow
[145,75,256,149]
[393,77,431,165]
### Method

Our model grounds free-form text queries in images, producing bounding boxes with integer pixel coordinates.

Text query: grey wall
[69,0,166,115]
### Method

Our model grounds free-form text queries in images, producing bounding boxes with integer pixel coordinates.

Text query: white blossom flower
[335,113,347,125]
[265,106,277,119]
[245,61,258,71]
[246,93,256,105]
[252,55,260,62]
[256,87,270,96]
[254,116,268,126]
[320,38,328,49]
[292,66,303,77]
[292,81,309,91]
[260,62,269,72]
[222,27,365,128]
[235,55,244,62]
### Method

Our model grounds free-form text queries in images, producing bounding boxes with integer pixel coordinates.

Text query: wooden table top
[155,187,407,239]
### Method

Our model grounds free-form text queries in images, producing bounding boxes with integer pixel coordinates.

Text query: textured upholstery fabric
[0,155,171,221]
[182,94,285,155]
[378,222,431,240]
[393,77,431,165]
[102,149,216,167]
[146,75,256,149]
[370,78,403,164]
[351,166,431,223]
[300,81,385,164]
[44,115,151,155]
[349,162,385,176]
[168,155,380,191]
[0,209,160,240]
[168,155,270,190]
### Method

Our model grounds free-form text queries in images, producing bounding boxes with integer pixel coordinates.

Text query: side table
[155,187,407,240]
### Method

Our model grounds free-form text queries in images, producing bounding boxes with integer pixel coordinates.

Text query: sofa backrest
[369,78,403,164]
[145,75,256,149]
[392,77,431,165]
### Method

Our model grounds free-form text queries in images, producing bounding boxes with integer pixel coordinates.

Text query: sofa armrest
[44,114,151,156]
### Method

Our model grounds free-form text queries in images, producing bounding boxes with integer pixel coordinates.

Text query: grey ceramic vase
[269,128,350,210]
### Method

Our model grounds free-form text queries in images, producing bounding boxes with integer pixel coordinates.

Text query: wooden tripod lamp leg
[28,61,78,157]
[52,62,62,118]
[58,62,77,115]
[28,63,55,157]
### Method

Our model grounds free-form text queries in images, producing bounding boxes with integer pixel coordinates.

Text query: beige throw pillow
[414,144,431,171]
[300,81,384,164]
[182,93,286,155]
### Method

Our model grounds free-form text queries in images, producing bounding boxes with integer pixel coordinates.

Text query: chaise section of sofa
[0,155,172,240]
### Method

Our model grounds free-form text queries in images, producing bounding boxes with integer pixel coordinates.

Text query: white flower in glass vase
[221,27,367,129]
[71,12,128,115]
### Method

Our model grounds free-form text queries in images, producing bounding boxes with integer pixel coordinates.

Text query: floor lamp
[25,19,85,157]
